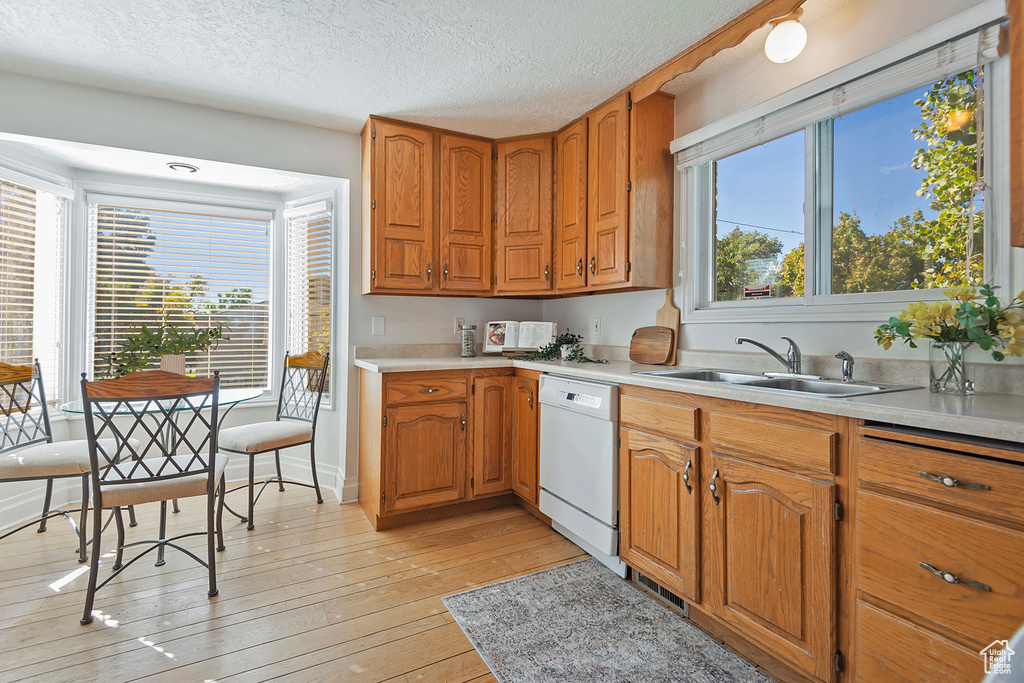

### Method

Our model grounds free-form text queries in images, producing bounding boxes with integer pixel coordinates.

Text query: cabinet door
[495,137,553,294]
[587,94,630,287]
[705,452,836,683]
[384,402,467,513]
[373,121,436,291]
[472,374,512,496]
[511,376,539,503]
[555,119,588,291]
[440,134,492,294]
[619,429,700,603]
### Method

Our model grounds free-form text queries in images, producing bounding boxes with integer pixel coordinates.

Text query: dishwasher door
[538,406,617,527]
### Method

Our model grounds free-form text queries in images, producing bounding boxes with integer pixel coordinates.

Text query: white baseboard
[0,477,79,535]
[338,476,359,504]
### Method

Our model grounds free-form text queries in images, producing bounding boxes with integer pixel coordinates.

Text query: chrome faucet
[835,351,855,382]
[735,336,802,374]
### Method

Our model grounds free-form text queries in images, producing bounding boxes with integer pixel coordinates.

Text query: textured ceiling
[0,0,766,138]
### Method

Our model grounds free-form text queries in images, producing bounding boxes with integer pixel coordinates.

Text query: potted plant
[100,321,228,378]
[521,329,607,364]
[874,284,1024,394]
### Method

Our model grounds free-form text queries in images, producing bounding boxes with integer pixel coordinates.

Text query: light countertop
[354,356,1024,443]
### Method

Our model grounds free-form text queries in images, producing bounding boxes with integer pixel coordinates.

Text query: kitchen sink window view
[682,27,1003,317]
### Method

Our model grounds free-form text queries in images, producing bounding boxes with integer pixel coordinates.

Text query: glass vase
[929,341,974,395]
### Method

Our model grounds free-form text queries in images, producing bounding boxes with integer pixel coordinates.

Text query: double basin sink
[632,368,918,398]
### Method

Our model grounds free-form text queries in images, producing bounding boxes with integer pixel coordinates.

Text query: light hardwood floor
[0,485,587,682]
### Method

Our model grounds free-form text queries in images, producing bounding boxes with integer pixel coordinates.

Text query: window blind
[677,25,1002,167]
[285,200,332,398]
[0,177,64,403]
[88,199,272,389]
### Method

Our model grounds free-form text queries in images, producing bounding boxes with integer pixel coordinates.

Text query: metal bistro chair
[0,360,90,562]
[80,370,228,625]
[219,352,329,530]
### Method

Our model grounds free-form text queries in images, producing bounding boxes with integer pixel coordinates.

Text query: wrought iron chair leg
[38,478,54,533]
[112,507,125,571]
[309,441,323,504]
[81,498,103,625]
[247,454,256,531]
[172,499,180,514]
[77,475,89,563]
[275,450,285,492]
[127,505,138,527]
[207,479,218,597]
[156,501,168,566]
[216,474,226,552]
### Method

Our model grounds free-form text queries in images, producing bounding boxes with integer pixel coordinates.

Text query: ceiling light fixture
[764,9,807,64]
[167,162,199,173]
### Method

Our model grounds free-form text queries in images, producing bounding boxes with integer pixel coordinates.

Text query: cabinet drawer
[855,600,981,683]
[620,394,698,442]
[859,437,1024,526]
[709,413,835,473]
[858,490,1024,648]
[386,375,467,405]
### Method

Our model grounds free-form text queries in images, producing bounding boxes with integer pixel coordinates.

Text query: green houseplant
[100,322,228,378]
[521,330,607,364]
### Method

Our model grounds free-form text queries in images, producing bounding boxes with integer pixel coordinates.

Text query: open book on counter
[484,321,557,355]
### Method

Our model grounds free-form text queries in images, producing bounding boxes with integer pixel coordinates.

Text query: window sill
[683,296,943,325]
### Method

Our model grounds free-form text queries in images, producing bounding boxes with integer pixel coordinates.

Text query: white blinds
[677,25,1001,167]
[88,198,272,389]
[285,200,332,372]
[0,177,64,403]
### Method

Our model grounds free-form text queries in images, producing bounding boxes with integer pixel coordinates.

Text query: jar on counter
[460,325,477,358]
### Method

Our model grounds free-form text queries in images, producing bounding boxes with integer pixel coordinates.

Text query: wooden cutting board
[655,289,680,365]
[629,326,676,364]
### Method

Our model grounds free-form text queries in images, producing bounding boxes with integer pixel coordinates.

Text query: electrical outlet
[591,318,602,336]
[371,316,385,336]
[454,318,465,334]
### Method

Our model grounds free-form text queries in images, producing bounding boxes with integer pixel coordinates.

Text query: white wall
[0,70,541,527]
[545,0,1024,369]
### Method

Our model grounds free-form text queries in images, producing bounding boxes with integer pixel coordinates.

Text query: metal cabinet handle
[589,256,595,274]
[544,263,549,281]
[919,562,991,591]
[444,262,449,281]
[419,387,440,394]
[460,412,466,431]
[527,391,533,409]
[427,263,432,281]
[919,471,990,490]
[709,467,720,505]
[576,258,582,276]
[682,459,692,494]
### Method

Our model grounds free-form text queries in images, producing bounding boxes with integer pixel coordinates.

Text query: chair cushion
[99,453,229,508]
[218,421,313,454]
[0,439,134,480]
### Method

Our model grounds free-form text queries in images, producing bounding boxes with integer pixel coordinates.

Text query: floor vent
[634,571,689,617]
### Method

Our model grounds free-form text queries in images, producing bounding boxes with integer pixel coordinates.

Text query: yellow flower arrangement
[875,284,1024,361]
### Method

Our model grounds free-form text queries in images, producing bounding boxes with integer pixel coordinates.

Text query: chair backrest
[81,370,220,500]
[276,352,329,429]
[0,360,52,454]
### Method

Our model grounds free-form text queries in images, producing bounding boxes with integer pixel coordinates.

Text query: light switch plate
[454,318,465,334]
[371,316,385,336]
[591,318,601,335]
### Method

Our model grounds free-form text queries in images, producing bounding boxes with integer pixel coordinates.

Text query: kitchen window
[680,24,1006,321]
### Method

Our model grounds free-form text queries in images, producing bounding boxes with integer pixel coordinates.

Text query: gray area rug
[443,558,773,683]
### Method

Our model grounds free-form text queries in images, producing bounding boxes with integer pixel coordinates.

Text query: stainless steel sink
[633,368,918,397]
[633,369,768,384]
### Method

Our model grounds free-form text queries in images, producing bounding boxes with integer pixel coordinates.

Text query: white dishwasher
[538,374,626,577]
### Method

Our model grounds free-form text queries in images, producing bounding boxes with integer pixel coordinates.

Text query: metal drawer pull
[682,459,692,494]
[460,412,466,431]
[709,467,720,505]
[919,562,991,591]
[576,258,582,276]
[527,390,533,409]
[919,471,990,490]
[589,256,596,274]
[419,387,440,394]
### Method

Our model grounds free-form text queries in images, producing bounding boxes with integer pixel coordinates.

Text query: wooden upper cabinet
[555,119,589,292]
[705,452,837,683]
[370,120,436,292]
[511,375,539,504]
[587,94,630,288]
[440,135,493,294]
[472,373,512,497]
[494,137,554,295]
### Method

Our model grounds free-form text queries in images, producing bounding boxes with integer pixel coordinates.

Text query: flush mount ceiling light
[167,162,199,173]
[764,9,807,64]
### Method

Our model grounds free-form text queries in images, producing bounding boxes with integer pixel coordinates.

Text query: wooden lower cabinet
[359,368,513,529]
[511,372,539,504]
[619,428,700,602]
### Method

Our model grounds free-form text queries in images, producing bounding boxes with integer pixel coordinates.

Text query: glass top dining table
[60,388,265,414]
